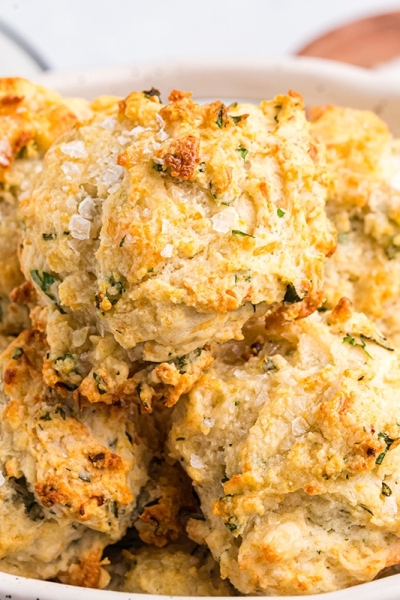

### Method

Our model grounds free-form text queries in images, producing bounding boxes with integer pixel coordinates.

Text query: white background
[0,0,400,76]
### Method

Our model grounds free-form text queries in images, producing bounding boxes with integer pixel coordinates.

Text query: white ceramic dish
[2,57,400,600]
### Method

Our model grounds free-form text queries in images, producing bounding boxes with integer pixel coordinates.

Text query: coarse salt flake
[203,417,215,428]
[190,454,205,469]
[156,113,165,128]
[69,214,91,240]
[61,161,81,180]
[211,207,238,234]
[99,117,117,131]
[291,416,309,437]
[60,140,87,158]
[130,126,146,136]
[102,165,124,187]
[160,243,174,258]
[78,196,96,220]
[156,129,169,142]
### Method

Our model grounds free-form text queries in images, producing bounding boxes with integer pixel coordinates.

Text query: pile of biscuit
[1,78,400,596]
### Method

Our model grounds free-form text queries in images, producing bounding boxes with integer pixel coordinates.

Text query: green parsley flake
[232,229,255,238]
[55,406,66,420]
[342,334,372,359]
[216,106,224,128]
[359,504,373,515]
[93,372,107,395]
[277,208,286,218]
[283,283,303,304]
[376,432,397,465]
[382,482,392,497]
[143,87,161,100]
[12,347,24,359]
[39,412,52,421]
[236,147,249,160]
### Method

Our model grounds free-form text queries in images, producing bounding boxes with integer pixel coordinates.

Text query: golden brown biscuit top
[0,77,81,181]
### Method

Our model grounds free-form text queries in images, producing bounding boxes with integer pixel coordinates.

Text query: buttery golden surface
[310,105,400,347]
[21,88,334,372]
[169,300,400,595]
[0,328,152,587]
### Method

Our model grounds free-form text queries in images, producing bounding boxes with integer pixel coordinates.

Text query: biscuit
[21,89,335,372]
[169,300,400,594]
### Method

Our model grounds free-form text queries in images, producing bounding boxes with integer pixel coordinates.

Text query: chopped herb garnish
[198,162,206,173]
[143,87,161,100]
[148,267,154,273]
[235,401,240,406]
[274,104,282,123]
[221,476,229,484]
[30,270,65,313]
[385,239,400,260]
[93,372,107,395]
[153,163,163,172]
[316,550,321,555]
[225,521,237,532]
[236,147,249,161]
[216,106,224,129]
[30,270,57,292]
[231,115,244,124]
[283,283,303,304]
[55,406,66,420]
[382,482,392,497]
[126,431,133,444]
[359,333,394,352]
[39,412,52,421]
[176,437,185,441]
[12,347,23,359]
[360,504,374,515]
[277,208,286,218]
[42,233,56,241]
[376,432,397,465]
[78,474,91,483]
[177,355,188,373]
[232,229,254,238]
[119,235,126,247]
[63,381,79,392]
[342,334,372,359]
[112,501,119,518]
